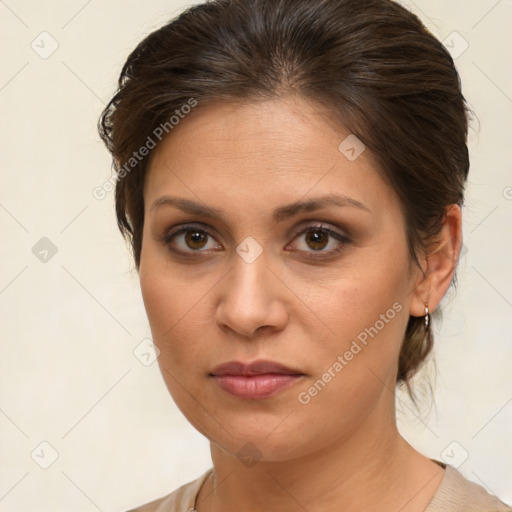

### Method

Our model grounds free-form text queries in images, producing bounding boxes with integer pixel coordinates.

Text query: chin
[202,414,316,464]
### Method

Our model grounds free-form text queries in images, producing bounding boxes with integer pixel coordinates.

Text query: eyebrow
[150,193,371,222]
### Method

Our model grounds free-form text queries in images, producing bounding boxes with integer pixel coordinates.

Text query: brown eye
[184,230,208,250]
[304,229,329,250]
[288,223,352,259]
[164,225,222,254]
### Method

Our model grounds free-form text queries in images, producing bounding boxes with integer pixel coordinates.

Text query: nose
[215,252,289,339]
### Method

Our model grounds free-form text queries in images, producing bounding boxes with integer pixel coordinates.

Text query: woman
[98,0,511,510]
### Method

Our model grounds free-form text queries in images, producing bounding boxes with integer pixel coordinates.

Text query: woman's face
[139,95,423,461]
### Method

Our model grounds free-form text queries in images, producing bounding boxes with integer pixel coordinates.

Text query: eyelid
[163,223,221,246]
[289,221,350,241]
[285,222,352,257]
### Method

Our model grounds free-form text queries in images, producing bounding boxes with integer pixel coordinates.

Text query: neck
[196,398,444,512]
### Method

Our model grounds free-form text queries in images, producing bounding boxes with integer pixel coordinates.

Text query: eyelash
[163,222,352,260]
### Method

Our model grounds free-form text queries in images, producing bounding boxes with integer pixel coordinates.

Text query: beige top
[127,461,512,512]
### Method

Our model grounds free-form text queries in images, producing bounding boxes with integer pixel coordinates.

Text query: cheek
[309,286,407,397]
[139,247,203,365]
[315,252,409,343]
[290,283,409,453]
[139,260,214,420]
[306,248,411,393]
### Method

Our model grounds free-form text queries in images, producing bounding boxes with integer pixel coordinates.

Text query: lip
[209,359,305,399]
[210,359,304,376]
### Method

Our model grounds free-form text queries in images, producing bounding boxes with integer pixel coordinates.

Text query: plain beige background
[0,1,511,510]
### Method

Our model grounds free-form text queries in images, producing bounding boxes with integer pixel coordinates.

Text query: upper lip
[209,359,304,376]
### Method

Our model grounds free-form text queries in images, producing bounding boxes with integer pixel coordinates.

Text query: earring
[424,302,429,330]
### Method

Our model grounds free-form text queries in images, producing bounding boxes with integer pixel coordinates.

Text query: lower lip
[211,374,304,399]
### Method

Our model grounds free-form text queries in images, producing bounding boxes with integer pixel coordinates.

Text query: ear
[409,204,463,318]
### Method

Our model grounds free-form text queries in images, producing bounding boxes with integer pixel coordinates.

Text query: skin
[139,95,462,512]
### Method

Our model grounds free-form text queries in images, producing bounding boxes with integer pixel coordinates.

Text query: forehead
[144,96,397,218]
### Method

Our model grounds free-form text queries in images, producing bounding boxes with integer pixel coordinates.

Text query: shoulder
[426,463,512,512]
[125,468,213,512]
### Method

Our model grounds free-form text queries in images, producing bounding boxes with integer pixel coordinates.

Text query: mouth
[209,359,305,399]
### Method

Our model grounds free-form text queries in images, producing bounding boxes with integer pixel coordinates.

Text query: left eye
[288,224,350,255]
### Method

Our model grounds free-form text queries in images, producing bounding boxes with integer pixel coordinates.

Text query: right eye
[164,224,223,254]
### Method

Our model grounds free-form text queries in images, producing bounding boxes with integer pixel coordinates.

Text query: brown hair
[98,0,471,389]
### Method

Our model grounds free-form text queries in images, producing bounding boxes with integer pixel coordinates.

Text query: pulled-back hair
[98,0,471,388]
